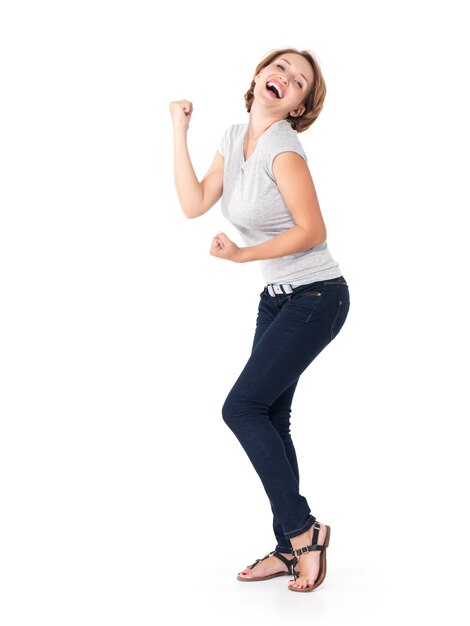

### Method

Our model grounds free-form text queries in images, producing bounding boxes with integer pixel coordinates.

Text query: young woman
[169,47,350,593]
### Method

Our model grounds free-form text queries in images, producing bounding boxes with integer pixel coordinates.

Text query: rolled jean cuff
[284,514,316,539]
[275,544,294,554]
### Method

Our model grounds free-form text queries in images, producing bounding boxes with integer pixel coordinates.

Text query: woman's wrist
[234,247,251,263]
[173,125,188,138]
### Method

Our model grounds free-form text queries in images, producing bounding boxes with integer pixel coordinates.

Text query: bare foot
[238,551,300,579]
[288,523,327,590]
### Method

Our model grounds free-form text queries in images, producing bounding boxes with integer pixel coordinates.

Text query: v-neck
[241,119,285,165]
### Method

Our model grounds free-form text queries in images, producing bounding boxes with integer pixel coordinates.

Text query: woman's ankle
[289,527,312,551]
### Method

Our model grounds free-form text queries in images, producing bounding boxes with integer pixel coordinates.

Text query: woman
[169,47,350,593]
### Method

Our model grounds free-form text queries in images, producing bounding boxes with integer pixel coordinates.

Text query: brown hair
[243,47,327,133]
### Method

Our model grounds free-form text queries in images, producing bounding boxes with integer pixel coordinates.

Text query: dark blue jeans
[222,275,350,553]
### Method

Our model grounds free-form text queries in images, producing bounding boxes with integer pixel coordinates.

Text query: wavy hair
[244,47,326,133]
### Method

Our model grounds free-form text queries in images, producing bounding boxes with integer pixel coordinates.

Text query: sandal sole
[237,571,290,582]
[237,568,301,582]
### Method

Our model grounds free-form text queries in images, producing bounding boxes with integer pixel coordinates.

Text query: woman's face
[253,53,314,118]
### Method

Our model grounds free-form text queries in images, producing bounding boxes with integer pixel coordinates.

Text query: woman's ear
[290,105,306,118]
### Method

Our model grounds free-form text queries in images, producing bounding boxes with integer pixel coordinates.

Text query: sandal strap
[246,551,274,570]
[292,543,326,558]
[271,550,296,574]
[246,550,297,574]
[312,520,320,544]
[291,521,326,579]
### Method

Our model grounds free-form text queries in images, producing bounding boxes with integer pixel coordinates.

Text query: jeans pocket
[288,290,324,323]
[329,298,350,341]
[290,284,324,300]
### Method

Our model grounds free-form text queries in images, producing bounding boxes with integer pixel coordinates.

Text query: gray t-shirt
[218,119,342,286]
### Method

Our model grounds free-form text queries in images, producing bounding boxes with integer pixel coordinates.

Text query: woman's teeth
[265,85,280,99]
[266,82,283,98]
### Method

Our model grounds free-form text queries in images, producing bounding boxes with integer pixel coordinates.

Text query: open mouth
[265,81,283,99]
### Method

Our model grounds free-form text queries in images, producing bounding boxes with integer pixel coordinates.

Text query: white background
[1,1,469,624]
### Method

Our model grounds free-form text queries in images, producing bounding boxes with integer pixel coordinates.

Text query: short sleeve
[217,125,231,157]
[267,143,308,180]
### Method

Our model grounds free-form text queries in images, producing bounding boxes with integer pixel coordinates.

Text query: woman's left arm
[240,151,327,262]
[210,152,327,263]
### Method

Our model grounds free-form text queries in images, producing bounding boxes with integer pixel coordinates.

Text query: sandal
[237,550,300,582]
[288,521,331,592]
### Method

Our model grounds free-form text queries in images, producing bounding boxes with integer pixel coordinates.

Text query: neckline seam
[241,119,286,165]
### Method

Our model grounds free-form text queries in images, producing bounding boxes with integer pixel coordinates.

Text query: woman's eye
[276,63,302,88]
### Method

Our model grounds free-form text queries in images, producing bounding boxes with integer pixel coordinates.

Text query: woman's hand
[168,99,193,130]
[210,231,243,262]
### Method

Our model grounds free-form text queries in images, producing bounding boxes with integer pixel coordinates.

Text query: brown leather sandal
[288,521,331,592]
[237,550,300,582]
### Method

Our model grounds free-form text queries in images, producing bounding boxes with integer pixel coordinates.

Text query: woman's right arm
[169,100,224,219]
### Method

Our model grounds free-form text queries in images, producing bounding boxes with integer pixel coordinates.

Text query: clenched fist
[210,232,243,262]
[169,99,193,130]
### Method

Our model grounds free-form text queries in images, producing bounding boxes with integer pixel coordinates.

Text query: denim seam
[269,405,288,548]
[329,299,343,341]
[304,293,324,324]
[268,406,283,527]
